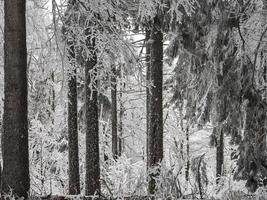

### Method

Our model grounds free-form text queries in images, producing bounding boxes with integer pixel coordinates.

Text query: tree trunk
[51,72,56,114]
[147,16,164,195]
[264,0,267,103]
[216,128,224,183]
[85,38,100,195]
[1,0,30,198]
[118,66,124,156]
[213,4,228,184]
[185,126,190,182]
[68,68,80,194]
[111,65,118,158]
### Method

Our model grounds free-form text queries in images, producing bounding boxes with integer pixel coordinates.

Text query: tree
[215,127,224,183]
[62,1,81,194]
[118,66,125,157]
[164,0,267,192]
[213,5,229,182]
[147,15,164,194]
[61,0,131,195]
[1,0,30,198]
[67,46,80,195]
[85,37,101,195]
[111,65,118,158]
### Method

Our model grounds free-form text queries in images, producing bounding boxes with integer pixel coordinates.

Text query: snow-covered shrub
[152,162,183,200]
[101,154,147,199]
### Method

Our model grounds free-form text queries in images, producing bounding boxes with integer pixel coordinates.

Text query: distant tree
[145,28,151,162]
[185,126,190,183]
[111,65,118,158]
[118,66,125,157]
[1,0,30,198]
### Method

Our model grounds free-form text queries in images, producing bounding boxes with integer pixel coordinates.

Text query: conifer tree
[85,37,100,195]
[1,0,30,198]
[147,14,164,194]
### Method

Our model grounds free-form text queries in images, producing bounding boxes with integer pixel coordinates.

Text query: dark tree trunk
[118,66,124,157]
[147,16,164,195]
[1,0,30,198]
[0,162,1,190]
[146,29,151,164]
[185,126,190,182]
[216,128,224,183]
[63,0,80,194]
[68,67,80,194]
[51,72,56,113]
[213,4,228,184]
[111,65,118,158]
[85,38,100,195]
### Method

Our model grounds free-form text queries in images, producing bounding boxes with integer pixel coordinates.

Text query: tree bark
[85,38,100,195]
[1,0,30,198]
[111,65,118,158]
[68,67,80,194]
[147,16,164,195]
[63,0,80,194]
[216,128,224,183]
[213,3,228,184]
[118,66,124,157]
[185,126,190,182]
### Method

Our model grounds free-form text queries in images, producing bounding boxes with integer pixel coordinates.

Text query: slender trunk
[0,162,1,190]
[51,72,55,113]
[185,126,190,182]
[216,128,224,183]
[111,65,118,158]
[68,68,80,194]
[48,72,55,119]
[147,16,164,195]
[1,0,30,198]
[118,66,124,156]
[197,155,205,199]
[264,0,267,103]
[85,38,100,195]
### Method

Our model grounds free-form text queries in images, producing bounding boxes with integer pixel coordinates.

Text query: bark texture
[216,128,224,182]
[118,66,124,156]
[63,0,80,194]
[1,0,30,198]
[185,126,190,182]
[147,16,164,194]
[85,38,100,195]
[213,3,228,183]
[68,68,80,194]
[111,65,118,158]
